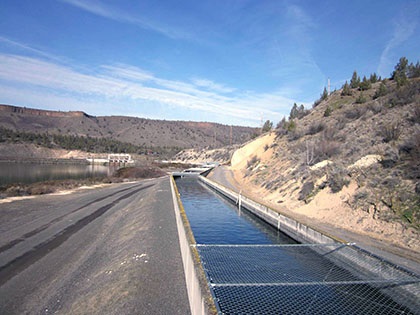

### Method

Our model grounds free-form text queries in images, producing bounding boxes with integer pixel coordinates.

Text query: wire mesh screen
[197,244,420,315]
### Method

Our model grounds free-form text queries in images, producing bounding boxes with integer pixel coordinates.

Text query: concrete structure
[170,177,217,315]
[198,176,420,313]
[108,154,133,164]
[86,154,134,165]
[172,166,214,178]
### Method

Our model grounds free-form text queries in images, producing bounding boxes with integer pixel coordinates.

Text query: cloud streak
[60,0,190,40]
[378,6,418,77]
[0,36,65,63]
[0,53,293,125]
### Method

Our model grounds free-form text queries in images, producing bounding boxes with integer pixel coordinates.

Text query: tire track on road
[0,183,143,254]
[0,183,154,286]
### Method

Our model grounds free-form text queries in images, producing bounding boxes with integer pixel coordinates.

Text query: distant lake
[0,162,115,186]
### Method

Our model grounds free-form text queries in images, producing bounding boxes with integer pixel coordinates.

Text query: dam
[174,176,420,314]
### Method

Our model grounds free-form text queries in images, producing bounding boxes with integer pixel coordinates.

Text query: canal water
[0,162,114,186]
[175,177,415,314]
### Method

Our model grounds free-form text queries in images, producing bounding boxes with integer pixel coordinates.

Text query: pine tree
[350,71,360,88]
[356,92,366,104]
[262,120,273,133]
[289,103,299,119]
[276,117,287,130]
[392,57,408,87]
[359,76,372,90]
[324,106,332,117]
[408,61,420,78]
[341,81,352,96]
[321,87,328,100]
[369,73,379,83]
[373,82,388,99]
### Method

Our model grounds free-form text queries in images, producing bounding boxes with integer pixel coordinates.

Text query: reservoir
[175,177,418,314]
[0,162,113,186]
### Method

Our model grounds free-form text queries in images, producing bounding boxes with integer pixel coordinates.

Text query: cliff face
[0,104,87,118]
[0,104,257,151]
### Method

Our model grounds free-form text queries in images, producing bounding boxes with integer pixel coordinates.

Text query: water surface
[175,177,412,314]
[175,176,296,244]
[0,162,114,186]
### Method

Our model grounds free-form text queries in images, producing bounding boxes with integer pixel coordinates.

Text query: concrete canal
[175,177,419,314]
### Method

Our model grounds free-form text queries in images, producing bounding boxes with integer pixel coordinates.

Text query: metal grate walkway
[196,244,420,314]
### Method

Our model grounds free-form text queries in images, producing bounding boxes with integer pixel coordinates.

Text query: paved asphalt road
[0,177,190,315]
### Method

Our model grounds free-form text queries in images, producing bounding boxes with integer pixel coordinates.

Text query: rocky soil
[180,78,420,253]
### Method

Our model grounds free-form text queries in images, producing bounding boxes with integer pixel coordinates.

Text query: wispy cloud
[0,36,65,62]
[60,0,190,40]
[378,6,418,77]
[0,53,293,125]
[285,4,315,47]
[191,78,236,94]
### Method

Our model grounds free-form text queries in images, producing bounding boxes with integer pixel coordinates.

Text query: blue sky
[0,0,419,126]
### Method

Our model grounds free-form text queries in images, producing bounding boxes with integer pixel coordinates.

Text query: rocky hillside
[184,76,420,252]
[232,77,419,251]
[0,104,257,153]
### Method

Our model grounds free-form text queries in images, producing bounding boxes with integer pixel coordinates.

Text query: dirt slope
[227,78,420,253]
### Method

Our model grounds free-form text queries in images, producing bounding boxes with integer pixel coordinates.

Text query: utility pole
[230,125,233,146]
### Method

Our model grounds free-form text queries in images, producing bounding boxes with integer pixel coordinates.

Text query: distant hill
[0,104,258,156]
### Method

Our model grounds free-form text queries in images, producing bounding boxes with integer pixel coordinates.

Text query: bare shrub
[322,126,345,142]
[353,190,369,205]
[378,122,402,143]
[335,117,347,130]
[263,176,284,191]
[367,101,383,114]
[306,122,326,135]
[28,184,56,195]
[287,129,303,141]
[411,103,420,124]
[315,140,341,160]
[343,106,367,120]
[327,165,350,193]
[305,139,341,165]
[247,155,260,168]
[399,132,420,179]
[213,150,231,162]
[298,181,314,202]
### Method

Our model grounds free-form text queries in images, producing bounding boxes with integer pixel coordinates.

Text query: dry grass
[0,178,108,198]
[235,77,420,234]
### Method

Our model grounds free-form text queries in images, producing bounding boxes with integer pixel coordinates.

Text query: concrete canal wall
[198,176,420,312]
[170,177,217,315]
